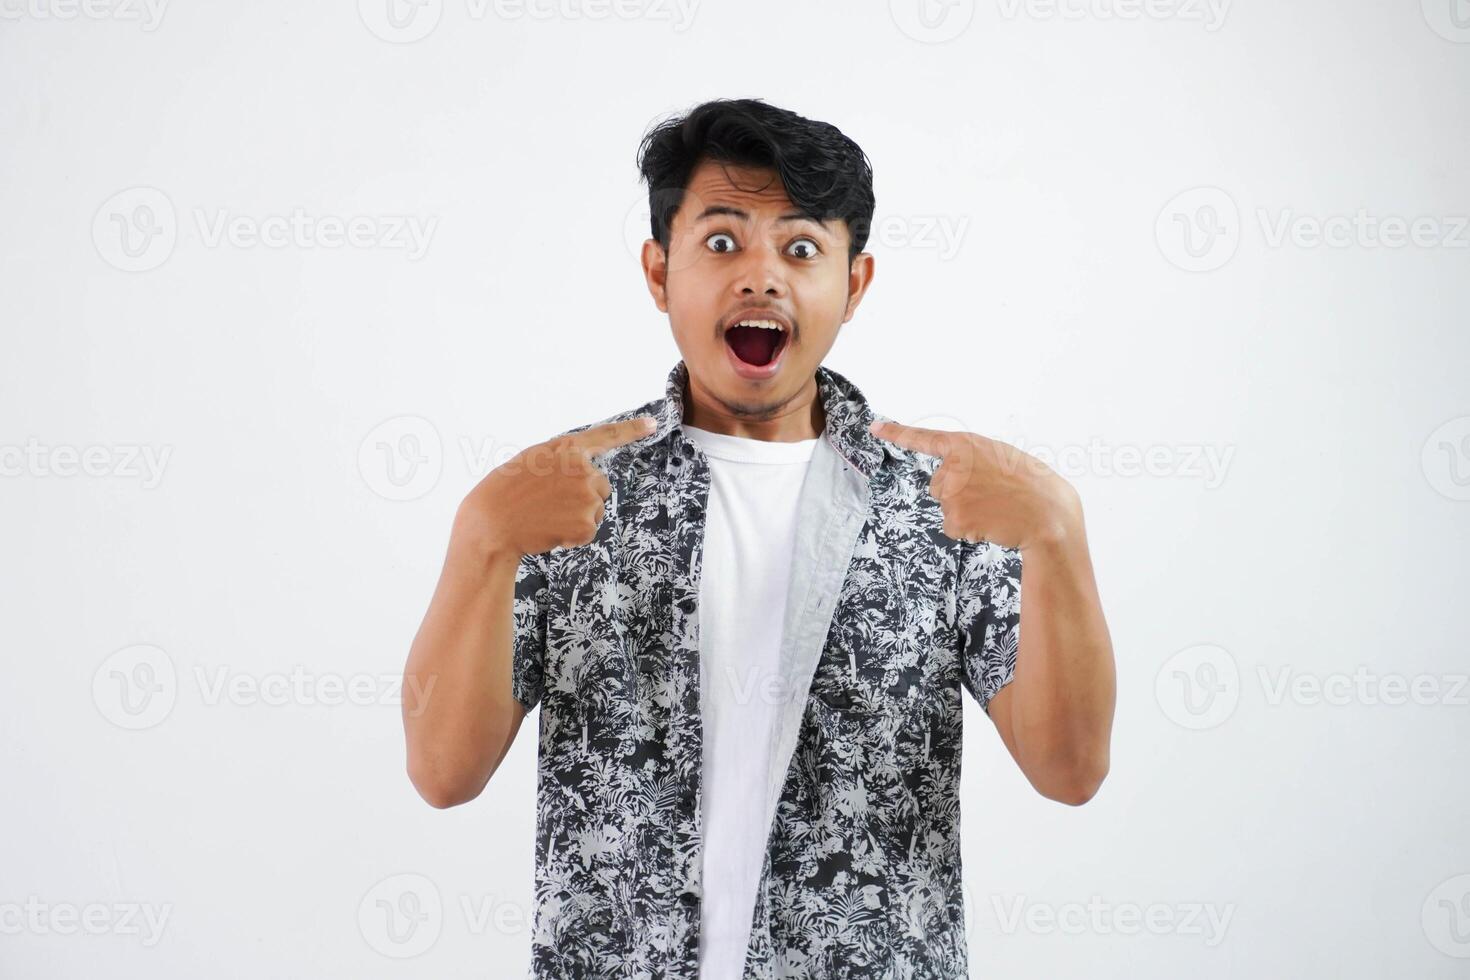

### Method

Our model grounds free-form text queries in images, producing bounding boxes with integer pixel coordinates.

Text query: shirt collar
[650,359,891,480]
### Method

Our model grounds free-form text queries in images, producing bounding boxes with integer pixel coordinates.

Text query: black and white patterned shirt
[510,359,1022,979]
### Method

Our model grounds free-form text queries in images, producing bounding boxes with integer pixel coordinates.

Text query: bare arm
[987,488,1116,806]
[402,514,527,809]
[870,420,1117,806]
[400,415,656,809]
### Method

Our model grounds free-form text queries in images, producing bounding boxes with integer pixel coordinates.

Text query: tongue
[727,325,780,366]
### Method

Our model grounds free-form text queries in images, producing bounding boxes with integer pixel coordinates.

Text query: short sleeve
[510,550,551,712]
[957,541,1023,715]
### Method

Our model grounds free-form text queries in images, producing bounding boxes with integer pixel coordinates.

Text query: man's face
[640,158,874,423]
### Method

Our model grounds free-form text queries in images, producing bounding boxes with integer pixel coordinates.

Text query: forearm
[1004,497,1116,802]
[402,515,527,808]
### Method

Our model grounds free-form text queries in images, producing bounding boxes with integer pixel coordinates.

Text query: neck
[682,371,825,441]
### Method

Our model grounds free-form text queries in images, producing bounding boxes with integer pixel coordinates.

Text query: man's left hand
[869,420,1082,551]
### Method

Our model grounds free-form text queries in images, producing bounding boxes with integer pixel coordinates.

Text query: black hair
[635,98,876,263]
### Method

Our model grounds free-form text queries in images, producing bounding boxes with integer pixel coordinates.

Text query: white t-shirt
[681,423,820,980]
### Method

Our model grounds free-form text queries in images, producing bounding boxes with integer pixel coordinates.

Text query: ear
[842,251,875,322]
[641,239,669,313]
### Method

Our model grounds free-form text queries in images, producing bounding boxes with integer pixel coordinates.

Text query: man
[402,98,1116,979]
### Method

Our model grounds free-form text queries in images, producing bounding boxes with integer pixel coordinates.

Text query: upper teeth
[736,319,784,331]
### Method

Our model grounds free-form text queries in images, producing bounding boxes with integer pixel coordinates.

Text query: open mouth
[723,317,790,368]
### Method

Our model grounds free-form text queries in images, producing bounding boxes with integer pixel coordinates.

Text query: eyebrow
[694,204,831,230]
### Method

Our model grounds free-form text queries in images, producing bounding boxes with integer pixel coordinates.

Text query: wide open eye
[705,232,736,254]
[786,237,820,259]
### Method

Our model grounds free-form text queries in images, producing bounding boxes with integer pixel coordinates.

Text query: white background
[2,0,1468,977]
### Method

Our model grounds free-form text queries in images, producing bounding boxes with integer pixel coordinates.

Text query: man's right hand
[403,413,656,808]
[456,415,657,559]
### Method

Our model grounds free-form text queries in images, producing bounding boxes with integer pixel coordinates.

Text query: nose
[733,238,788,299]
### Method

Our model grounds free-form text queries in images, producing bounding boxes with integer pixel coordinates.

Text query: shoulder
[554,396,662,437]
[815,364,939,481]
[864,410,942,484]
[550,395,667,466]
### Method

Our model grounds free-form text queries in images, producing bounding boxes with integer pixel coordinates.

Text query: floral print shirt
[509,360,1022,979]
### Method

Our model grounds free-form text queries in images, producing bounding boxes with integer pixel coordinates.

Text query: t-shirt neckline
[682,425,822,464]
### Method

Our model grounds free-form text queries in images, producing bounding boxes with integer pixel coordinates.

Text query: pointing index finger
[869,420,952,458]
[567,415,659,457]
